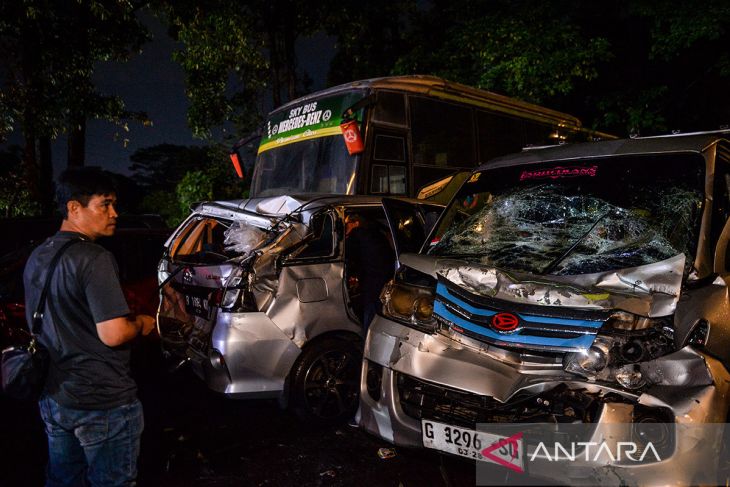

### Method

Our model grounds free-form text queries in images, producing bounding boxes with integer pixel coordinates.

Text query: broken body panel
[359,133,730,484]
[158,194,442,422]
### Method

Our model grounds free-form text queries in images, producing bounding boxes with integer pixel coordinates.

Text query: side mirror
[229,130,262,179]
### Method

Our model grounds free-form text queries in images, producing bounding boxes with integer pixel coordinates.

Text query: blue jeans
[38,396,144,487]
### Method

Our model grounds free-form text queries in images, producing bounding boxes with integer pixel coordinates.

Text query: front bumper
[359,314,730,485]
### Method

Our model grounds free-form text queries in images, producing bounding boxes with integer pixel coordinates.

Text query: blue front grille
[434,282,604,351]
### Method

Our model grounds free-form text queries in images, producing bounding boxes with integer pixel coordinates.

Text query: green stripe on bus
[258,126,344,154]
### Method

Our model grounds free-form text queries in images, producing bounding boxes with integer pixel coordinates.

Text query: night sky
[2,13,335,179]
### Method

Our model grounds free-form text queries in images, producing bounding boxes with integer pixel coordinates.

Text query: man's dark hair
[56,168,117,218]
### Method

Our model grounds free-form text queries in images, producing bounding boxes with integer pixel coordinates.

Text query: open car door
[381,198,444,265]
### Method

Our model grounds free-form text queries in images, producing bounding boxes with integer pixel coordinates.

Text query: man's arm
[96,314,156,348]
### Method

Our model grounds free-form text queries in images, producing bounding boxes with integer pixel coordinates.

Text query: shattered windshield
[252,136,358,197]
[430,154,705,275]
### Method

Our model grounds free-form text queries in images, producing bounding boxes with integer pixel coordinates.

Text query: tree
[392,0,610,104]
[0,145,40,218]
[324,0,416,85]
[130,143,246,225]
[0,1,150,214]
[158,0,331,140]
[129,143,212,190]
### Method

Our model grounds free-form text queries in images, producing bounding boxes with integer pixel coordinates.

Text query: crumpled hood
[401,252,685,317]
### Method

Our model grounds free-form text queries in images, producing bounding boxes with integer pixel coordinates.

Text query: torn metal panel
[639,351,730,420]
[435,253,685,317]
[245,222,311,311]
[639,347,713,388]
[267,262,361,348]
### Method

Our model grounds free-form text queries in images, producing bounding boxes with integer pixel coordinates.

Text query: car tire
[290,337,362,425]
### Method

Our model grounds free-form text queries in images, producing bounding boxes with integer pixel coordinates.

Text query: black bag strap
[31,238,82,336]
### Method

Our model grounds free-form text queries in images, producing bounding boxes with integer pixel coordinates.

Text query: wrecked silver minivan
[157,195,441,423]
[360,133,730,484]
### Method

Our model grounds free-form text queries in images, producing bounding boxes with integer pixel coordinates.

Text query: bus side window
[374,134,405,162]
[371,164,407,195]
[477,111,554,162]
[410,96,475,168]
[372,92,406,125]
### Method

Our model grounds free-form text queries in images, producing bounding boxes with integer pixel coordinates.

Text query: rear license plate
[422,420,523,469]
[184,294,210,319]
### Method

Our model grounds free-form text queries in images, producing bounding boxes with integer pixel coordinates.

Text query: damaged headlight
[563,311,674,389]
[380,279,436,332]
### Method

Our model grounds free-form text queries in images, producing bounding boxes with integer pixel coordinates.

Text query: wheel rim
[302,349,360,419]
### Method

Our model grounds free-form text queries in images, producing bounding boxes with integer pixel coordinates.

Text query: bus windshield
[250,89,366,198]
[252,135,358,197]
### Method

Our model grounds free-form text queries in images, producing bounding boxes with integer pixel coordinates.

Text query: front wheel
[290,338,362,425]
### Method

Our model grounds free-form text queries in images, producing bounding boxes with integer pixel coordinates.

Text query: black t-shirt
[23,231,134,410]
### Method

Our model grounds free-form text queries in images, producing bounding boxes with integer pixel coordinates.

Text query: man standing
[23,168,156,487]
[344,213,395,331]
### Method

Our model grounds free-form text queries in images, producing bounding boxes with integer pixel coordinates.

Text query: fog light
[615,364,644,389]
[563,337,611,377]
[366,361,383,401]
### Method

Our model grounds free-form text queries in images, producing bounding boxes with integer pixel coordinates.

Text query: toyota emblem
[182,267,194,285]
[491,312,520,332]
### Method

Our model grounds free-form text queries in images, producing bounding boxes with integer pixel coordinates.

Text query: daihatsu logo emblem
[491,312,520,333]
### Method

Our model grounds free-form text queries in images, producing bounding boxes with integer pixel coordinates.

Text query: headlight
[563,337,611,377]
[380,279,436,332]
[563,311,673,390]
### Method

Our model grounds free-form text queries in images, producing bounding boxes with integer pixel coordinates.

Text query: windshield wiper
[540,211,611,275]
[436,252,484,260]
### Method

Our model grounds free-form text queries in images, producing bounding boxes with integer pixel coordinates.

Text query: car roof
[193,194,443,223]
[481,131,730,171]
[204,194,436,212]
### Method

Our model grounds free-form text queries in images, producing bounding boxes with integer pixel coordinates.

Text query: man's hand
[138,314,156,336]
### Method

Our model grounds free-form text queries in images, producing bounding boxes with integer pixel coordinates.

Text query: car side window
[288,212,336,260]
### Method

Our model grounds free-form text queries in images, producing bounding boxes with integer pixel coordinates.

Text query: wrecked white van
[157,195,441,424]
[360,132,730,485]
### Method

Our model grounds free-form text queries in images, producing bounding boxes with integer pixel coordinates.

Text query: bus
[231,75,612,202]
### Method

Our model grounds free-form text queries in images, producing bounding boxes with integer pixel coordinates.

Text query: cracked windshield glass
[430,154,705,275]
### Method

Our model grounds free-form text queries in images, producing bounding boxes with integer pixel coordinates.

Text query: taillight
[219,276,257,312]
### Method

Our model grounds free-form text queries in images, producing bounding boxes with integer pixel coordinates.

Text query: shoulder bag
[1,238,80,401]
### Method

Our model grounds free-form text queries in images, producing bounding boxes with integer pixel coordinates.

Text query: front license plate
[184,294,210,319]
[422,420,523,469]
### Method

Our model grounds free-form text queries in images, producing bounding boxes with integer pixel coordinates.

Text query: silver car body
[359,132,730,485]
[157,194,441,412]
